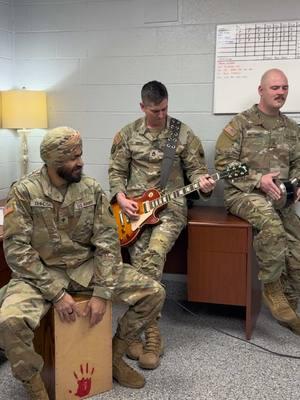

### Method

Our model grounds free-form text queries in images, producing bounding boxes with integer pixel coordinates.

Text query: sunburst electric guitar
[111,162,249,247]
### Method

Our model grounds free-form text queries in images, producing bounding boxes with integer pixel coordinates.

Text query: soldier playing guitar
[109,81,215,370]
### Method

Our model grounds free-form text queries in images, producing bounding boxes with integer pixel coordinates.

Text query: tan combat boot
[288,298,298,312]
[279,296,300,335]
[283,316,300,335]
[138,322,164,370]
[23,373,49,400]
[284,296,298,312]
[112,336,145,388]
[126,337,144,360]
[262,279,298,323]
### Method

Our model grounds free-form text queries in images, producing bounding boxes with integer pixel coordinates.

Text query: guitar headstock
[221,162,249,179]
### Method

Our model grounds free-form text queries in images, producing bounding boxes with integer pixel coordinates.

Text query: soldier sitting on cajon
[0,127,165,399]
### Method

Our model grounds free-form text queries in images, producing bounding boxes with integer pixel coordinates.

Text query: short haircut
[141,81,168,105]
[260,68,287,86]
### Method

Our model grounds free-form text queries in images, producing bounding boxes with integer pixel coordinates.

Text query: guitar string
[147,164,248,210]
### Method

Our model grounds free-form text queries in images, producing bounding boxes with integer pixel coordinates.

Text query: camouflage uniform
[0,166,165,382]
[109,116,208,280]
[215,104,300,300]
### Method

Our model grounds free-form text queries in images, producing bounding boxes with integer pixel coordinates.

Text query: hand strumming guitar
[116,192,139,220]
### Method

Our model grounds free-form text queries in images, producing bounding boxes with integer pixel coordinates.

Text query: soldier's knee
[0,315,34,344]
[146,248,165,264]
[0,317,21,349]
[159,285,166,303]
[0,313,15,333]
[151,237,171,257]
[153,282,166,303]
[261,218,285,237]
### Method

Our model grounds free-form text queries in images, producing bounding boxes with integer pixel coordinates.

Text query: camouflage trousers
[128,202,187,282]
[0,264,165,382]
[226,191,300,300]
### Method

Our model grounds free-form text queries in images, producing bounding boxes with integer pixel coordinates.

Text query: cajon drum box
[34,298,112,400]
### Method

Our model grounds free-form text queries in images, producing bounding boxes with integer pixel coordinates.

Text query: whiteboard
[214,21,300,114]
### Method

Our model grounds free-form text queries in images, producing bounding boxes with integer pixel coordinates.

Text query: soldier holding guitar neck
[109,81,215,369]
[215,69,300,335]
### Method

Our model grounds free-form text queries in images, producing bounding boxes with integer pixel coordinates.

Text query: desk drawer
[187,252,247,306]
[188,225,248,253]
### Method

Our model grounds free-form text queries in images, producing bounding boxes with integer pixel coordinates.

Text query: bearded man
[0,127,165,399]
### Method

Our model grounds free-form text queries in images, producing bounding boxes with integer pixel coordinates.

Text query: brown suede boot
[23,373,49,400]
[262,279,298,323]
[283,317,300,335]
[126,337,144,360]
[284,296,298,312]
[279,297,300,335]
[288,298,298,312]
[138,322,164,370]
[112,336,145,388]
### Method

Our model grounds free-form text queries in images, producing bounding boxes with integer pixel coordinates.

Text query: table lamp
[0,93,2,128]
[1,89,48,177]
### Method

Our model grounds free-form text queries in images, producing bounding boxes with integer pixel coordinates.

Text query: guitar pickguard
[131,210,153,231]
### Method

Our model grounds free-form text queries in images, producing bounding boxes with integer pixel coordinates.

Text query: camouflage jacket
[109,116,208,204]
[3,166,123,301]
[215,104,300,195]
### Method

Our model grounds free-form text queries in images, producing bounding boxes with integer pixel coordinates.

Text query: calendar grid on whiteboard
[214,20,300,114]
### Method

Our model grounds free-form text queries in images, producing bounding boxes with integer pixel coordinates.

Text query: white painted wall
[3,0,300,203]
[0,0,17,198]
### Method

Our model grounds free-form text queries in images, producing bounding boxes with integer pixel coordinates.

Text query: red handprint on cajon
[69,363,94,398]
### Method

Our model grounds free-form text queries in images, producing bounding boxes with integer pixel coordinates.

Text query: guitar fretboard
[144,172,221,212]
[142,163,248,213]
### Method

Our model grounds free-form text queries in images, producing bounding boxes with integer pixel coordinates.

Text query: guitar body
[111,188,165,247]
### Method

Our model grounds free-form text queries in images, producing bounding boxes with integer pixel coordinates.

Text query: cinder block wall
[2,0,300,203]
[0,0,17,198]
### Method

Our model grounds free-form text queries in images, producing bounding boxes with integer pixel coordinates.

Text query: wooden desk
[0,200,10,288]
[187,206,261,340]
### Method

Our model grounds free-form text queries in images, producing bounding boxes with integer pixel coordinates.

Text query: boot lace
[144,325,160,354]
[265,281,289,308]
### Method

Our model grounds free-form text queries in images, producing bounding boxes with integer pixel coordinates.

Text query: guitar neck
[147,172,223,211]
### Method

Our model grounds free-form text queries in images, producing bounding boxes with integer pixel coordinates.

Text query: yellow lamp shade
[1,90,48,129]
[0,93,2,128]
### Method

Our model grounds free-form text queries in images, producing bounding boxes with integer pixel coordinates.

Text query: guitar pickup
[119,210,131,226]
[119,211,125,226]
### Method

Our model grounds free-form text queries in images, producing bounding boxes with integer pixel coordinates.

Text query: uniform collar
[40,165,84,206]
[140,115,171,141]
[250,104,287,129]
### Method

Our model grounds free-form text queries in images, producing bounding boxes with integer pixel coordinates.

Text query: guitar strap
[159,118,181,190]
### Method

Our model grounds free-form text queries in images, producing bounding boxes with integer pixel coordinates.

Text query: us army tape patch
[74,200,95,210]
